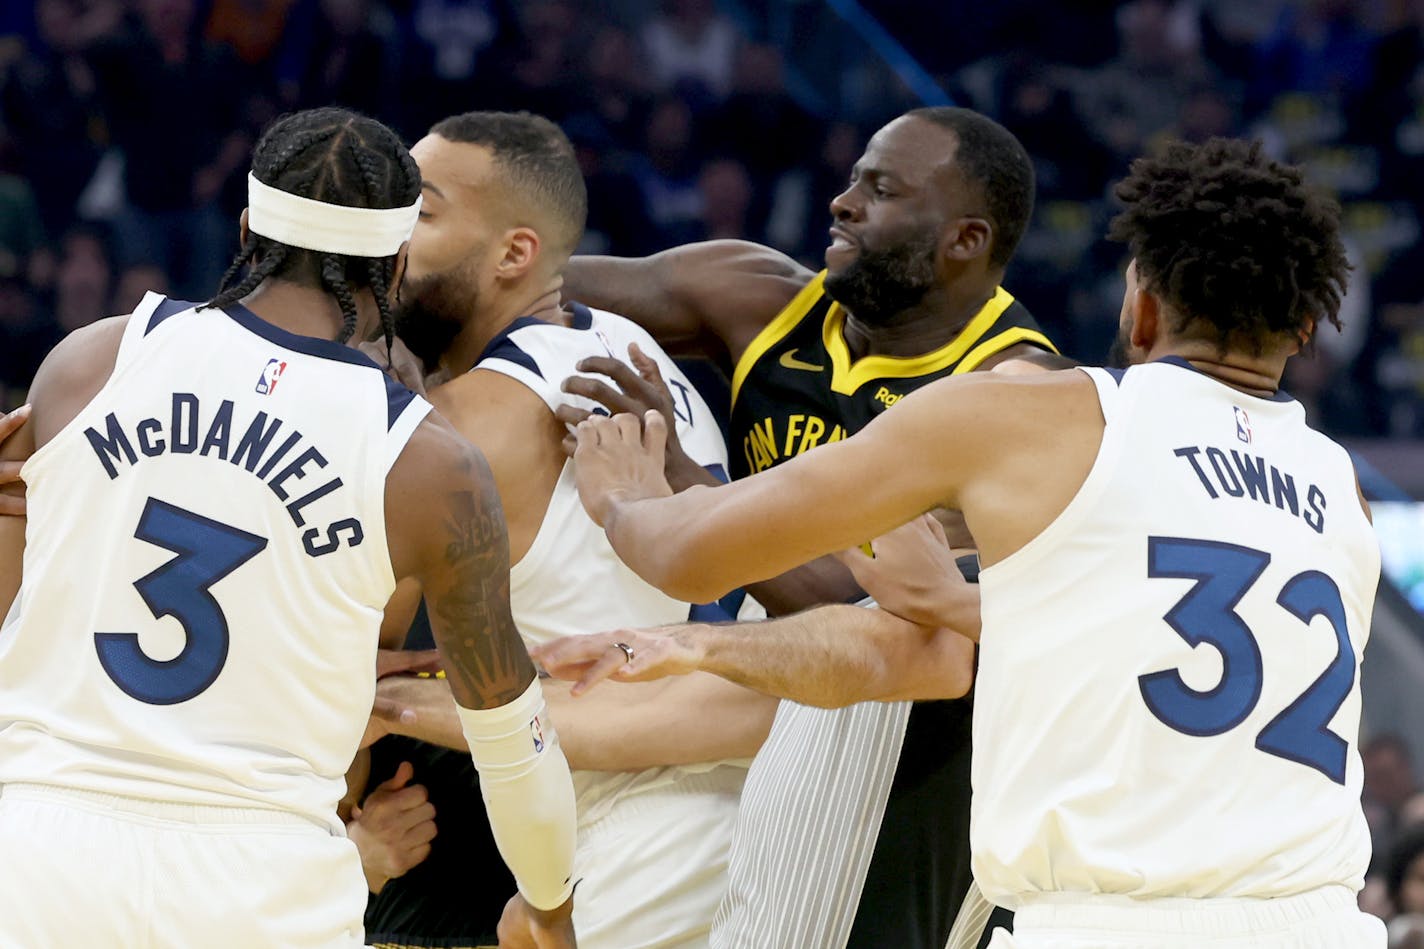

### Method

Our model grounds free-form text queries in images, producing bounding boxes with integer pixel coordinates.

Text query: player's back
[974,358,1379,908]
[0,293,426,831]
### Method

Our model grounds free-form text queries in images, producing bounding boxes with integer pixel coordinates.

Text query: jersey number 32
[1141,536,1355,785]
[96,498,268,705]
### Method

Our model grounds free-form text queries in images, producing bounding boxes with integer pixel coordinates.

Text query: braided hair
[209,107,421,347]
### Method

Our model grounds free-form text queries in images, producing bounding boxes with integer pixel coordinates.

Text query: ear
[941,217,993,264]
[239,208,250,247]
[389,241,408,305]
[1129,283,1161,351]
[495,227,542,281]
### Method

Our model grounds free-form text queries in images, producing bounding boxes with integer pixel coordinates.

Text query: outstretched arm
[564,241,811,363]
[386,419,574,938]
[532,605,977,708]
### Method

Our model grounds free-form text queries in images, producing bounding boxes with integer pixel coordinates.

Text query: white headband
[246,172,422,258]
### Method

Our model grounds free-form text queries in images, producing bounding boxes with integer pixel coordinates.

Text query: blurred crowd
[2,0,1423,436]
[1365,733,1424,940]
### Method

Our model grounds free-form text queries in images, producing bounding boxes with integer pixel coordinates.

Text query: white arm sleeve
[457,677,577,911]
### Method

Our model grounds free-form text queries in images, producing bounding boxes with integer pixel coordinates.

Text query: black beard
[393,271,471,371]
[822,231,938,325]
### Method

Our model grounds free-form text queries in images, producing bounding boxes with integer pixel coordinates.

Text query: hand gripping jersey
[0,294,430,833]
[974,360,1379,907]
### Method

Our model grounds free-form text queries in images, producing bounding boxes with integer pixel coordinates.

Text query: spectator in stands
[1390,826,1424,919]
[1250,0,1379,109]
[578,25,653,152]
[284,0,401,121]
[47,223,110,334]
[88,0,250,299]
[641,0,740,104]
[694,157,755,242]
[1368,735,1422,860]
[629,95,705,245]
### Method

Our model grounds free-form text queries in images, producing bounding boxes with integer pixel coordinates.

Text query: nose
[829,183,862,223]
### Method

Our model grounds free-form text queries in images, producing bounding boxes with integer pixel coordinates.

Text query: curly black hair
[208,107,421,347]
[1108,137,1350,355]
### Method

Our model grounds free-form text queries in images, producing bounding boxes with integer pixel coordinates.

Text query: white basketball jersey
[478,303,747,825]
[0,293,430,832]
[972,359,1379,907]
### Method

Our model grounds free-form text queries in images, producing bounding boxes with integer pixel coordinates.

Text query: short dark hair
[210,107,420,347]
[905,107,1035,268]
[430,111,588,260]
[1109,137,1350,354]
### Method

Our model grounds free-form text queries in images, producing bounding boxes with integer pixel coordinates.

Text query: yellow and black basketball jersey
[729,271,1057,478]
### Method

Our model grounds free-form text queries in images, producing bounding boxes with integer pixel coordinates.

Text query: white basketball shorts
[0,783,367,948]
[987,886,1385,948]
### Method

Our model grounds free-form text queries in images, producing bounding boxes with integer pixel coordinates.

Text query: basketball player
[557,107,1064,948]
[0,109,576,949]
[543,138,1387,948]
[360,111,775,948]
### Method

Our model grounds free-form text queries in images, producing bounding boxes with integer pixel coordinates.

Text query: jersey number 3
[1141,536,1355,785]
[96,499,268,705]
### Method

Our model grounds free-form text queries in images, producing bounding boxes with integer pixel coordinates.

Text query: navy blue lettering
[1231,451,1269,503]
[268,447,326,501]
[1206,447,1244,497]
[231,412,282,473]
[1271,467,1299,515]
[1305,485,1327,534]
[199,400,234,460]
[136,418,165,457]
[303,518,364,557]
[1174,446,1218,498]
[170,394,199,454]
[286,477,343,527]
[84,413,137,479]
[255,430,302,480]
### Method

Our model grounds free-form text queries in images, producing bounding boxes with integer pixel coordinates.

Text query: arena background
[2,0,1424,934]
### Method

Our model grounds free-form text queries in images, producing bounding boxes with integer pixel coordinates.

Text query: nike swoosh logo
[779,349,825,372]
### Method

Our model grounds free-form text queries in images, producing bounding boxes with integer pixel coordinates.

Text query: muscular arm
[564,241,811,363]
[577,370,1102,604]
[371,672,777,770]
[535,605,977,708]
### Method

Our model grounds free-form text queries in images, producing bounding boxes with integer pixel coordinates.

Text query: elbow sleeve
[457,678,577,911]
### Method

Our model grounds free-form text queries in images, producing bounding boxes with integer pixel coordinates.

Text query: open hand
[571,411,672,527]
[530,625,703,696]
[834,514,976,632]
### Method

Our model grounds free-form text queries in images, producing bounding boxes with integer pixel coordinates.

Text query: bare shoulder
[977,342,1081,374]
[428,368,551,431]
[29,315,131,446]
[385,410,501,582]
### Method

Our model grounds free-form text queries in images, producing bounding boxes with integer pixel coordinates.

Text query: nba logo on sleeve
[1234,406,1252,444]
[255,358,287,395]
[530,715,546,754]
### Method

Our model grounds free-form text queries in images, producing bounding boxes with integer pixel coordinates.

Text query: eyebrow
[421,180,445,199]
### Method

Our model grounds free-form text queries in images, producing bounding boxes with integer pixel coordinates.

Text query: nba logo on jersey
[531,715,545,754]
[1234,406,1252,444]
[255,358,287,395]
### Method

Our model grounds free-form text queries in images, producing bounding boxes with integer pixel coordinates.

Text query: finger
[531,635,623,671]
[574,356,646,394]
[384,784,430,812]
[643,410,668,457]
[402,801,436,827]
[561,376,640,415]
[0,494,25,516]
[377,648,442,678]
[0,404,31,440]
[614,412,643,442]
[628,344,666,388]
[0,461,24,485]
[554,404,593,429]
[372,694,417,727]
[378,761,415,791]
[571,647,634,697]
[923,513,949,546]
[405,816,439,846]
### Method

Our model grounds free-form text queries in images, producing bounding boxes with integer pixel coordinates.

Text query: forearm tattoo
[431,459,534,710]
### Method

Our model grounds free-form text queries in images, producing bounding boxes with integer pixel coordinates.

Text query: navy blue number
[1255,571,1355,783]
[1143,537,1355,784]
[96,499,267,705]
[1141,538,1269,736]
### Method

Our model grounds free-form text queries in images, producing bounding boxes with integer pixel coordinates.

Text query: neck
[238,281,354,342]
[840,277,1000,360]
[1151,341,1288,398]
[438,281,568,376]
